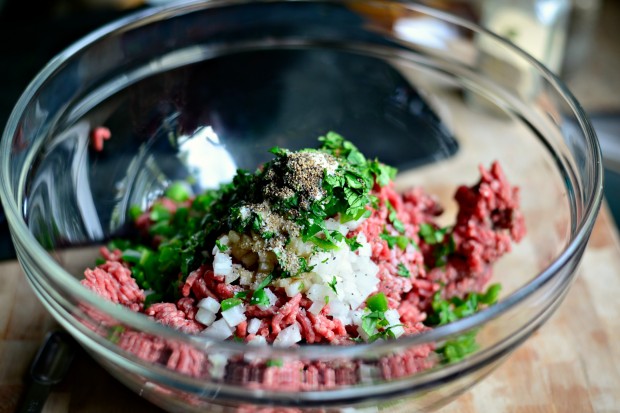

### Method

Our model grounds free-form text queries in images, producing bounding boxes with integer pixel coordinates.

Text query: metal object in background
[480,0,571,74]
[16,331,76,413]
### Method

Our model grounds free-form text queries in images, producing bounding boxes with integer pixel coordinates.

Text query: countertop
[1,205,619,413]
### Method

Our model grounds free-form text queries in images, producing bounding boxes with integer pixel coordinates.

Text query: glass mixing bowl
[0,1,603,412]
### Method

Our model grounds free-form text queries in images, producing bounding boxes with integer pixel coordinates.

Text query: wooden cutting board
[1,205,620,413]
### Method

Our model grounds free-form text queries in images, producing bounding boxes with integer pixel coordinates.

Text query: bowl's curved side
[0,0,603,411]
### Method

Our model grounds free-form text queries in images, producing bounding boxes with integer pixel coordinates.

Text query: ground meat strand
[146,303,204,334]
[81,261,144,311]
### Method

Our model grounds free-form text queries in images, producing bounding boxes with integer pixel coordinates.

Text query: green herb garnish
[397,263,410,278]
[366,292,389,312]
[215,239,228,252]
[250,274,274,307]
[386,201,406,234]
[328,276,338,294]
[221,298,243,311]
[165,181,191,202]
[425,284,502,363]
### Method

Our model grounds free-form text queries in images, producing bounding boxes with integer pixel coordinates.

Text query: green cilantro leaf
[165,181,191,202]
[215,239,228,252]
[266,359,284,367]
[437,330,480,363]
[419,223,448,245]
[397,263,411,278]
[328,276,338,294]
[250,289,270,307]
[366,292,389,312]
[234,291,249,301]
[345,236,362,251]
[380,231,411,250]
[221,298,243,311]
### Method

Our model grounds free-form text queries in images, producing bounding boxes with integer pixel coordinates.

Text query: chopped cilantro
[129,205,143,221]
[380,231,410,250]
[250,289,269,307]
[425,284,502,363]
[249,274,273,307]
[397,263,411,278]
[234,291,249,300]
[297,257,315,275]
[149,203,171,222]
[215,239,228,252]
[328,276,338,294]
[107,325,125,344]
[366,292,388,312]
[165,181,191,202]
[221,298,243,311]
[368,324,403,342]
[419,223,455,267]
[386,201,406,233]
[269,146,288,156]
[256,274,273,291]
[419,223,448,245]
[437,330,479,363]
[345,236,362,251]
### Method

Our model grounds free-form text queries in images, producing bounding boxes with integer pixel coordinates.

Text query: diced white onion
[202,318,233,340]
[284,280,304,297]
[208,354,228,379]
[247,318,262,335]
[211,235,230,255]
[351,309,365,326]
[225,270,240,285]
[213,252,233,277]
[273,323,302,347]
[356,233,372,257]
[221,304,247,327]
[342,215,367,231]
[195,308,216,326]
[384,309,404,338]
[357,324,376,342]
[239,206,250,220]
[198,297,221,313]
[384,309,401,325]
[324,218,348,235]
[328,299,351,325]
[247,335,267,346]
[308,301,325,315]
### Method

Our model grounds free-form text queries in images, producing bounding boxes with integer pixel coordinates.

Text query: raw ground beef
[80,161,524,390]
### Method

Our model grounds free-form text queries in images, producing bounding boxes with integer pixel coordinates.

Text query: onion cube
[247,335,267,346]
[221,304,247,327]
[247,318,262,335]
[213,252,233,277]
[273,323,302,347]
[198,297,221,313]
[203,318,233,340]
[195,308,216,326]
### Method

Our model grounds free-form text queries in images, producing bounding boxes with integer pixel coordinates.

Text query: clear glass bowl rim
[0,0,603,373]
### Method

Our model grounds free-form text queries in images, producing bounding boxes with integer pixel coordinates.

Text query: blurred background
[0,0,618,260]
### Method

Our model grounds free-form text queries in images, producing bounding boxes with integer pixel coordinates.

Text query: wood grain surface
[1,206,619,413]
